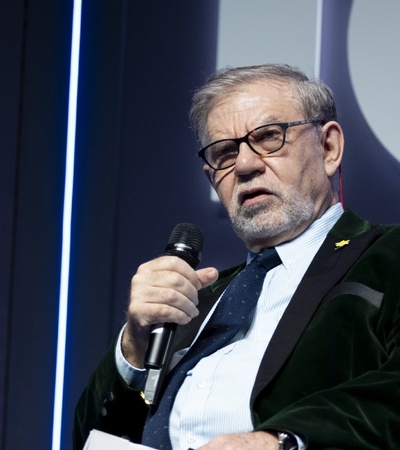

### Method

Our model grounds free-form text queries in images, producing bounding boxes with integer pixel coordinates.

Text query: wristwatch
[277,431,298,450]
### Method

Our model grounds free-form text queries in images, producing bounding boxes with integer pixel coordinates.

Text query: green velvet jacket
[73,210,400,449]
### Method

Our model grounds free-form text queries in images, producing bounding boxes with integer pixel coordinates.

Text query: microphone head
[164,223,203,269]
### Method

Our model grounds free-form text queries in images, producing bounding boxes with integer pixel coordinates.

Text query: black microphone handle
[144,322,177,370]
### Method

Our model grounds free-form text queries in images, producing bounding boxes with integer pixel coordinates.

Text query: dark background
[1,1,399,449]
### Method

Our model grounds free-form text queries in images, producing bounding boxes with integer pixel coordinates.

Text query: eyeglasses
[197,119,323,171]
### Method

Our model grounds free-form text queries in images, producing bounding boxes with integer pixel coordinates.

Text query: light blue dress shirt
[115,203,344,449]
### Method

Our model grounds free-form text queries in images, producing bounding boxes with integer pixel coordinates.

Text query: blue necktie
[141,248,281,449]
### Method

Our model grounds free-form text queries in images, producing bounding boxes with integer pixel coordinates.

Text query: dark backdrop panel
[0,1,72,449]
[6,2,399,449]
[0,0,25,444]
[319,0,400,223]
[0,1,23,442]
[63,1,245,449]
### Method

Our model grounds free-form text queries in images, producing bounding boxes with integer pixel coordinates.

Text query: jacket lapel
[171,210,379,402]
[251,210,379,402]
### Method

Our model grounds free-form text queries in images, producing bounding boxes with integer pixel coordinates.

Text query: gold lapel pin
[335,239,351,250]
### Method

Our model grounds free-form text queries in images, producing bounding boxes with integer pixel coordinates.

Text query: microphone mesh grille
[165,223,203,268]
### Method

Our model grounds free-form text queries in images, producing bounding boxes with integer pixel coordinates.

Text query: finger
[195,267,219,290]
[140,255,198,275]
[133,265,201,306]
[129,278,200,328]
[145,284,200,318]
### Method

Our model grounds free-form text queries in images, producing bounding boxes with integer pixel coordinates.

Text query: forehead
[206,81,301,139]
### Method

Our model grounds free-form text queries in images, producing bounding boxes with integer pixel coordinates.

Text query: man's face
[203,81,337,251]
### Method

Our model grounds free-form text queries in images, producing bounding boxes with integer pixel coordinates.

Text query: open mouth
[239,188,272,206]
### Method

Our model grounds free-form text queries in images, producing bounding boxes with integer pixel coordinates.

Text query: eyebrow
[257,115,282,126]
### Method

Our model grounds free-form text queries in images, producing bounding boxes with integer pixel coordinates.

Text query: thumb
[196,267,219,290]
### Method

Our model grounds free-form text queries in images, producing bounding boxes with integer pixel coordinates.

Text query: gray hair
[190,64,337,145]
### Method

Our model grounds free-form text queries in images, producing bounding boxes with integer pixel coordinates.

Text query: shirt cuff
[114,325,146,390]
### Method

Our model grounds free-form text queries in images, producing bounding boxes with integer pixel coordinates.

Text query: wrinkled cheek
[216,189,230,209]
[227,197,239,218]
[214,186,235,214]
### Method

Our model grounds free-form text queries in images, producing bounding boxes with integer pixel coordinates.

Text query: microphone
[143,223,203,405]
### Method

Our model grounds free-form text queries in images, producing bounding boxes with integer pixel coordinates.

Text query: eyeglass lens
[206,124,285,170]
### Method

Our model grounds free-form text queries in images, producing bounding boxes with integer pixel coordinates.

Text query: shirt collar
[247,203,344,267]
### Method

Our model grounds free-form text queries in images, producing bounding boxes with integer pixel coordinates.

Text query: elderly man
[74,64,400,450]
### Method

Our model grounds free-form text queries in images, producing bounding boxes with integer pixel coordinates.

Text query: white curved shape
[348,0,400,162]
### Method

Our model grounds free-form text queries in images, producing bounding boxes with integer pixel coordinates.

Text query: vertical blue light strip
[52,0,82,448]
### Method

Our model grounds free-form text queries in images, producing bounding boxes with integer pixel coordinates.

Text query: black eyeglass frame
[197,119,324,171]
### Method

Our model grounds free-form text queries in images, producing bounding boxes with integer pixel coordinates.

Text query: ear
[321,121,344,177]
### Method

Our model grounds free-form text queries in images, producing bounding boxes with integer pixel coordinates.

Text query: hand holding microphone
[143,223,204,404]
[121,223,218,404]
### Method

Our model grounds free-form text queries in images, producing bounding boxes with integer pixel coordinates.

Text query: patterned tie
[141,248,281,449]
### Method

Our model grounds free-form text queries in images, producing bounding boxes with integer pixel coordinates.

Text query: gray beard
[228,189,315,247]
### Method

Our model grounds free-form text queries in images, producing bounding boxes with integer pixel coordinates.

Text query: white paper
[83,429,155,450]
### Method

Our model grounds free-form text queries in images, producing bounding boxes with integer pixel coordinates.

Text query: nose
[234,142,266,176]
